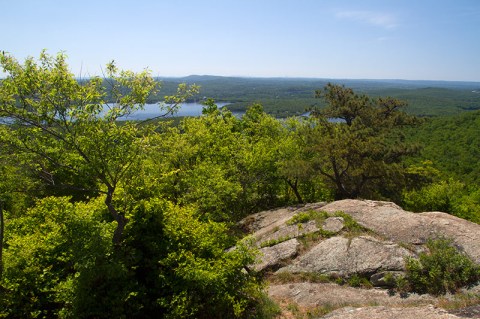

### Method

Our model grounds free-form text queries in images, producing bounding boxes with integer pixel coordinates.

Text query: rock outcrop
[321,199,480,263]
[255,238,300,271]
[239,199,480,318]
[277,235,414,276]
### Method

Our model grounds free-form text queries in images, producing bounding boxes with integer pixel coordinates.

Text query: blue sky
[2,0,480,81]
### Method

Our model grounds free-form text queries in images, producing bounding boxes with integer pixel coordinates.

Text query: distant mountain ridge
[156,75,480,90]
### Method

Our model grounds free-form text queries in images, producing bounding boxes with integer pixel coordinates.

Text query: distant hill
[157,75,480,90]
[150,76,480,117]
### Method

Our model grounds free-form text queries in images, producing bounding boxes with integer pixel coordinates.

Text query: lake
[120,102,232,120]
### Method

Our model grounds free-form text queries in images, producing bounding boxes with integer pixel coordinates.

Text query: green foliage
[157,202,263,318]
[271,271,372,290]
[286,210,329,226]
[402,179,480,223]
[251,292,282,319]
[309,83,419,200]
[286,210,365,235]
[0,53,275,319]
[401,111,480,222]
[0,196,267,318]
[403,179,465,213]
[0,51,197,245]
[401,238,480,295]
[332,211,368,235]
[276,118,333,203]
[0,141,38,215]
[404,110,480,185]
[346,274,373,288]
[259,236,293,248]
[0,196,113,318]
[152,76,480,117]
[149,102,330,221]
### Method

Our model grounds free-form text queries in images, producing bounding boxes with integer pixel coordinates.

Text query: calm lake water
[120,102,232,120]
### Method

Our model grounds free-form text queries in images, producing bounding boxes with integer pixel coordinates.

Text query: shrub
[286,210,328,226]
[0,197,113,318]
[402,237,480,295]
[346,274,373,288]
[0,197,267,319]
[120,199,266,319]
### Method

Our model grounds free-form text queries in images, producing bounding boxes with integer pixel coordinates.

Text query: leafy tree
[148,103,299,221]
[236,104,286,212]
[309,83,419,199]
[401,110,480,222]
[276,117,333,203]
[158,102,331,218]
[402,179,480,223]
[0,51,197,245]
[404,110,480,185]
[144,104,245,221]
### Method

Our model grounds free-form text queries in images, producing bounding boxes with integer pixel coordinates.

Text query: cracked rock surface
[241,199,480,318]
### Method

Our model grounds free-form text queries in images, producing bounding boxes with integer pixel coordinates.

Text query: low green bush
[0,197,267,319]
[286,210,328,226]
[346,274,373,288]
[401,237,480,295]
[259,236,292,248]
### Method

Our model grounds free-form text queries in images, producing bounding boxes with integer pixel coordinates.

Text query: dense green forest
[0,52,479,318]
[402,110,480,222]
[154,75,480,117]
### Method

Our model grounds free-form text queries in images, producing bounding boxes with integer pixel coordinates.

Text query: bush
[402,179,465,213]
[146,200,264,319]
[402,238,480,295]
[0,197,268,319]
[286,210,328,225]
[0,197,113,318]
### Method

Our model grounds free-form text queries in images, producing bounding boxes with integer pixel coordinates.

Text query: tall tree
[310,83,419,199]
[0,51,197,245]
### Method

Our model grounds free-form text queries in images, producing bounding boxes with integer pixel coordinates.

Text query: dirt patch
[269,282,434,308]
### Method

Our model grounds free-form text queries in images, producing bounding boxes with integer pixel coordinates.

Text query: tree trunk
[105,188,127,246]
[286,178,304,204]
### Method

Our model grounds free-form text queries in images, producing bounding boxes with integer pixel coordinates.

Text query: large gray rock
[321,199,480,263]
[255,238,300,271]
[322,217,345,233]
[257,220,319,247]
[321,305,462,319]
[277,236,414,276]
[238,202,326,241]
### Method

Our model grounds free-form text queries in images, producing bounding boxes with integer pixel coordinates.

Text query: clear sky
[2,0,480,81]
